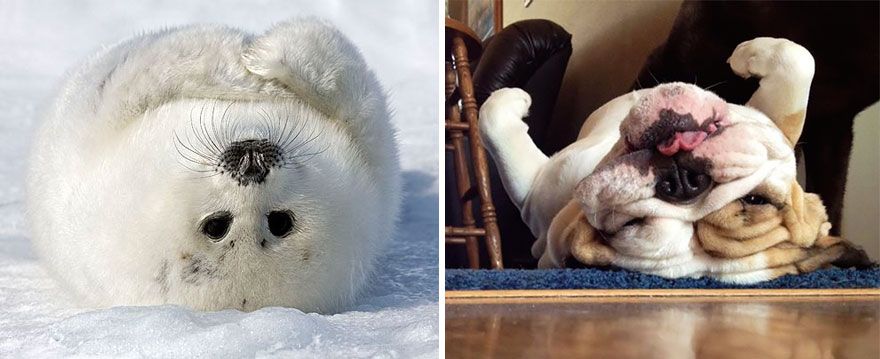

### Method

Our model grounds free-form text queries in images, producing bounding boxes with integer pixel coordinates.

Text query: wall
[843,103,880,260]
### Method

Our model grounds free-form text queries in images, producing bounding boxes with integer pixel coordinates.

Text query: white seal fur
[26,19,400,313]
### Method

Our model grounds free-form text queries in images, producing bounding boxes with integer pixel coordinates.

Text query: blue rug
[446,267,880,290]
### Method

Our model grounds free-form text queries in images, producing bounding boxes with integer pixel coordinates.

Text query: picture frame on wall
[446,0,502,40]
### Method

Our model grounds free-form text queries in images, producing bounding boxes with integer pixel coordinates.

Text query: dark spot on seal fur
[241,299,247,308]
[260,238,267,248]
[181,253,220,285]
[155,260,170,296]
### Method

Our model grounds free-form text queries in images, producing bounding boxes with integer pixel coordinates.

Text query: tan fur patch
[569,217,615,266]
[777,110,807,147]
[696,181,830,259]
[766,264,800,279]
[692,180,855,280]
[782,182,828,247]
[759,246,814,268]
[813,235,843,249]
[546,200,614,267]
[794,243,846,273]
[699,221,790,258]
[698,200,790,258]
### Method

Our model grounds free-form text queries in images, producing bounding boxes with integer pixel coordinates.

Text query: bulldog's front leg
[479,88,549,209]
[728,37,815,145]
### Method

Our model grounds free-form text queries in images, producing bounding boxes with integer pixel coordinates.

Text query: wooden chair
[445,18,503,269]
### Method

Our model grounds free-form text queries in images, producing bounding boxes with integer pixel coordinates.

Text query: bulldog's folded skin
[480,37,870,283]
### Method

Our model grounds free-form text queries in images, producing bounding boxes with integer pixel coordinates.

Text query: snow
[0,1,439,357]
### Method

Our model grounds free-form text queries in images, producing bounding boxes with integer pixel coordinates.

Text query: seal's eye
[267,210,295,237]
[201,212,232,240]
[740,194,770,206]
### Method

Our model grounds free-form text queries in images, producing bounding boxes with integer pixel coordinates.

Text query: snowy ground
[0,1,439,357]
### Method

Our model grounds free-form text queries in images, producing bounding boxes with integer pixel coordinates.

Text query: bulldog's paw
[727,37,814,81]
[479,88,532,139]
[484,87,531,118]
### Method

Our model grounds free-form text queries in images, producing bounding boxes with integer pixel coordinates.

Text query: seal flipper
[242,19,391,151]
[241,19,400,210]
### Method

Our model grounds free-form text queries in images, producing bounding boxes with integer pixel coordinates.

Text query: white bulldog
[480,38,860,283]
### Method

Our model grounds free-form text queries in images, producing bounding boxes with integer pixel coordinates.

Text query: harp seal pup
[26,19,400,313]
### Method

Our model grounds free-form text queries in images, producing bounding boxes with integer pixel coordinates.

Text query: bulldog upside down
[479,37,871,283]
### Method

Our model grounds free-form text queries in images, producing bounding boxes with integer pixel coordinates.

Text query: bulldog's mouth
[625,109,727,152]
[655,113,725,156]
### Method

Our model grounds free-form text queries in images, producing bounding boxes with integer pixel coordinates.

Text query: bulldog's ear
[795,236,875,272]
[782,182,831,247]
[826,239,875,269]
[540,200,614,268]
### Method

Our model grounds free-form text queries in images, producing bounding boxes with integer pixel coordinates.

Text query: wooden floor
[446,290,880,359]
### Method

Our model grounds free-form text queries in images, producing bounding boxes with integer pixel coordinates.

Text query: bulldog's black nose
[654,154,712,203]
[221,139,282,186]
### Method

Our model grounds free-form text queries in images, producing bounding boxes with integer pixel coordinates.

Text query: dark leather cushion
[474,19,572,103]
[474,19,572,151]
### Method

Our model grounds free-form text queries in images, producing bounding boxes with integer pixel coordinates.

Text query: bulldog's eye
[201,212,232,240]
[740,194,770,206]
[267,210,295,237]
[623,218,645,227]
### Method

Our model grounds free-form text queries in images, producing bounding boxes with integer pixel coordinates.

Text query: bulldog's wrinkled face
[697,182,830,258]
[576,82,798,259]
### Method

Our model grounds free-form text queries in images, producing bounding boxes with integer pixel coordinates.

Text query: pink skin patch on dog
[624,83,729,155]
[657,131,708,156]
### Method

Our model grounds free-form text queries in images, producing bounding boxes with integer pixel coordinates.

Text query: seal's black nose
[654,154,712,203]
[221,139,282,186]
